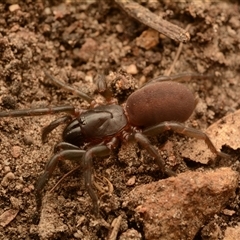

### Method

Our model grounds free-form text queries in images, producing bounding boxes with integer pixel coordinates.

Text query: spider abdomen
[125,81,196,127]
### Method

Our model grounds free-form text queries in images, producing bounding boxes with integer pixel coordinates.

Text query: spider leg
[42,115,73,142]
[83,145,111,215]
[146,72,213,85]
[134,132,176,177]
[143,121,229,158]
[0,105,77,118]
[44,70,94,104]
[35,148,85,210]
[53,142,81,153]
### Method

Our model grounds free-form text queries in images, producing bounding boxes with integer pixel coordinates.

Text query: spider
[0,71,229,215]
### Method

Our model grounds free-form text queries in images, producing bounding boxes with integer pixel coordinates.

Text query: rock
[11,146,21,158]
[224,223,240,240]
[124,64,138,75]
[76,38,97,61]
[136,29,159,50]
[123,168,238,240]
[200,220,222,239]
[9,4,20,12]
[119,228,142,240]
[1,172,15,187]
[181,109,240,164]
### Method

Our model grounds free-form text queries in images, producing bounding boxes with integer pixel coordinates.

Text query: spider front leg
[42,115,73,142]
[143,121,230,159]
[0,105,77,118]
[35,146,85,210]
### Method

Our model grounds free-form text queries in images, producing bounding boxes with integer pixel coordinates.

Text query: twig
[108,215,122,240]
[115,0,190,43]
[49,166,80,193]
[94,175,114,195]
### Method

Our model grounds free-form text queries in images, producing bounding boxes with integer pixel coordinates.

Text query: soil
[0,1,240,240]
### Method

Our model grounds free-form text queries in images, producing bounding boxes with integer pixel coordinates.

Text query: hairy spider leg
[134,132,176,177]
[147,72,214,85]
[42,115,73,142]
[83,145,111,215]
[44,70,94,104]
[35,148,85,210]
[0,105,77,118]
[36,142,112,215]
[143,121,230,159]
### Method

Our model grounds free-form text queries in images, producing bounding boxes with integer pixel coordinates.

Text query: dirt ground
[0,1,240,239]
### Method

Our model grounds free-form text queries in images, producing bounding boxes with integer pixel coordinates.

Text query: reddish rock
[11,146,21,158]
[224,223,240,240]
[124,168,238,240]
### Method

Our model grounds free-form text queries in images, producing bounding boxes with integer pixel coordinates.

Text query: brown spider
[0,71,229,215]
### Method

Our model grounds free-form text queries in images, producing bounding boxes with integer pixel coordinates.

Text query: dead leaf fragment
[0,209,19,227]
[136,29,159,50]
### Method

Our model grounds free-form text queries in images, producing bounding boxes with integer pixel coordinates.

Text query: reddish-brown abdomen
[125,81,196,127]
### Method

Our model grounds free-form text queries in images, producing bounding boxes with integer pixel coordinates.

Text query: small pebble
[1,172,15,187]
[126,176,136,186]
[222,209,235,216]
[119,228,142,240]
[9,4,20,12]
[23,135,34,145]
[11,146,21,158]
[136,29,159,50]
[124,64,138,75]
